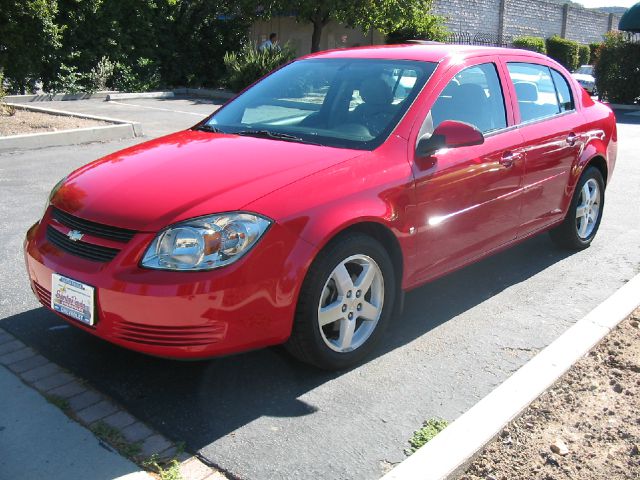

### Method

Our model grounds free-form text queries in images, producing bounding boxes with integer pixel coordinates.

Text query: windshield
[575,66,593,75]
[204,58,437,150]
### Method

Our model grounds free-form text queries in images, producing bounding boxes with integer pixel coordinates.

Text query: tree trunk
[311,20,324,53]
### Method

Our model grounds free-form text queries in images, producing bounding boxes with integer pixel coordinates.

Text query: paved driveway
[1,99,639,479]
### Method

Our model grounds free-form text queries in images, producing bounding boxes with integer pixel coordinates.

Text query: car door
[505,61,583,237]
[408,60,526,283]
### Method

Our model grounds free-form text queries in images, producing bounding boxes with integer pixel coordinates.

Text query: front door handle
[500,151,521,168]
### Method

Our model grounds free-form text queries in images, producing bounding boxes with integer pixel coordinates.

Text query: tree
[273,0,444,53]
[0,0,61,93]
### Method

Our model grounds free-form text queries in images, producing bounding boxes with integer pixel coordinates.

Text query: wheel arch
[301,219,407,315]
[333,221,404,289]
[585,154,608,186]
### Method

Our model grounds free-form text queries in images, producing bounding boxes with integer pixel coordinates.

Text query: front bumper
[24,210,316,359]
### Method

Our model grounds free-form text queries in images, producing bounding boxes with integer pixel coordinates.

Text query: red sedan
[24,45,617,370]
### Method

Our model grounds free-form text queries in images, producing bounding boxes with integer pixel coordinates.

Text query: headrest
[514,82,539,102]
[359,78,393,105]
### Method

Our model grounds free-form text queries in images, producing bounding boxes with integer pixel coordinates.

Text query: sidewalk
[0,365,151,480]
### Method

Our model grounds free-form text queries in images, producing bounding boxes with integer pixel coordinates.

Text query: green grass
[91,421,142,459]
[407,418,449,454]
[143,455,183,480]
[44,393,70,412]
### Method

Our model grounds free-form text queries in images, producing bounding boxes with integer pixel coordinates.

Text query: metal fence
[444,31,513,48]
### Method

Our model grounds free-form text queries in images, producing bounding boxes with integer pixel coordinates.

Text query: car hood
[51,129,363,231]
[572,74,594,83]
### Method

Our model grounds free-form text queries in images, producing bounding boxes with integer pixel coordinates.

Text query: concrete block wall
[253,1,624,57]
[566,7,615,44]
[435,0,621,44]
[431,0,502,36]
[503,0,564,39]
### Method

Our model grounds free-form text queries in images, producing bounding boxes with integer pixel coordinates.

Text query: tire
[549,166,605,250]
[286,233,396,370]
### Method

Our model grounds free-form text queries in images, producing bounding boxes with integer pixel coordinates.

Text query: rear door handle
[500,151,522,168]
[566,132,578,146]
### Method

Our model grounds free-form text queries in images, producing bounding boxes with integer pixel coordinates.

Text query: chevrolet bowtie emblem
[67,230,84,242]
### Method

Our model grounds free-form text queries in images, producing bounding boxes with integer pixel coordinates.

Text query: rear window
[507,62,574,123]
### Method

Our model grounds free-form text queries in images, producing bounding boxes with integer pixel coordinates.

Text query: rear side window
[507,63,563,123]
[550,69,574,112]
[429,63,507,134]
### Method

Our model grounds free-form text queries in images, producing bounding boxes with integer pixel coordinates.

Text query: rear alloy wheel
[286,234,396,370]
[549,166,604,249]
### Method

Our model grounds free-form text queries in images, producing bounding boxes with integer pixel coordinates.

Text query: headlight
[141,213,271,271]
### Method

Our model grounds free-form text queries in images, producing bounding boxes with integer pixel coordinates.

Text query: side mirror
[416,120,485,158]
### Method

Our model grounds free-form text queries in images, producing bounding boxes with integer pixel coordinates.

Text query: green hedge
[578,44,590,66]
[512,36,546,54]
[223,43,297,92]
[546,35,580,71]
[589,42,602,64]
[594,32,640,104]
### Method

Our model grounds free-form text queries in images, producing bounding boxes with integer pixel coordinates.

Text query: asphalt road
[1,99,639,480]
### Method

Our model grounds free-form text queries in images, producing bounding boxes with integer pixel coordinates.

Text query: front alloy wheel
[286,233,396,370]
[317,254,384,353]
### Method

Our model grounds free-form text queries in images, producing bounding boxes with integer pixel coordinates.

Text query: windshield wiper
[235,129,320,145]
[193,124,222,133]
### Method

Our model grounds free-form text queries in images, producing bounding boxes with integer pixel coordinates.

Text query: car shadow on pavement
[0,232,573,456]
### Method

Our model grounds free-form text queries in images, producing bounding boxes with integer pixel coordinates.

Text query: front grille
[33,281,51,307]
[47,226,120,262]
[52,207,137,243]
[112,320,226,347]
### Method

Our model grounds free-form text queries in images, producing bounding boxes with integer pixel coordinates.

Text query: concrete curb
[1,103,143,152]
[5,91,119,103]
[0,328,222,480]
[107,91,175,101]
[382,272,640,480]
[174,88,236,101]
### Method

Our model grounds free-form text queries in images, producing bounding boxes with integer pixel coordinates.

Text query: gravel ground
[460,308,640,480]
[0,109,109,136]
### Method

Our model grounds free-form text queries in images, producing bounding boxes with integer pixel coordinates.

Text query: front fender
[245,135,416,287]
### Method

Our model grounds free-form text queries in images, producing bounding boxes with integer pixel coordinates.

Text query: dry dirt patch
[0,109,110,136]
[460,308,640,480]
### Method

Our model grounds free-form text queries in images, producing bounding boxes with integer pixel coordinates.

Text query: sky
[573,0,636,8]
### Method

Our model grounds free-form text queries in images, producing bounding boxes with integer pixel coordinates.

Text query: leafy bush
[88,57,116,92]
[512,36,546,54]
[223,43,297,92]
[112,58,161,93]
[48,63,88,94]
[384,13,448,44]
[0,70,15,116]
[594,32,640,104]
[589,42,602,64]
[578,44,590,67]
[546,35,580,71]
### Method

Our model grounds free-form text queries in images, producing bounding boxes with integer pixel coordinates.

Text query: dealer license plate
[51,274,95,326]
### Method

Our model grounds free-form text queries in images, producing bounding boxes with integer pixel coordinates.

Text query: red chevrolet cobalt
[24,45,617,369]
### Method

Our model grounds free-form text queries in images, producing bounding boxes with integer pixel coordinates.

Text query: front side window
[427,63,507,134]
[507,62,569,123]
[206,59,437,150]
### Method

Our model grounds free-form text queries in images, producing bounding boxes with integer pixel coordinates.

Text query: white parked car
[572,65,596,95]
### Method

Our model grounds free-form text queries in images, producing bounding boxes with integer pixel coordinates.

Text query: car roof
[301,43,550,63]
